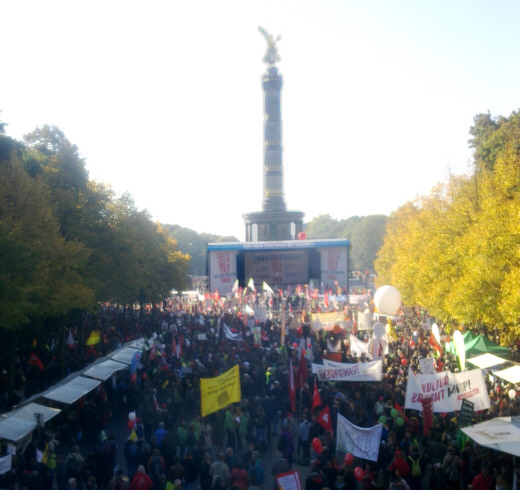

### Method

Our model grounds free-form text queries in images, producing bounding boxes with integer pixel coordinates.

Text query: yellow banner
[200,364,241,418]
[310,312,345,331]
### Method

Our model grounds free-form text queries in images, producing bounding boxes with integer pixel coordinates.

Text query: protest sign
[419,357,435,374]
[275,471,302,490]
[458,399,475,427]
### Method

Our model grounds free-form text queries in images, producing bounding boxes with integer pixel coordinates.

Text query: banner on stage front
[336,414,382,462]
[310,312,345,331]
[405,368,490,413]
[200,365,241,417]
[314,360,382,382]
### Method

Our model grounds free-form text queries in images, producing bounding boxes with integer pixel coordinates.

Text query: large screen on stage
[244,249,309,285]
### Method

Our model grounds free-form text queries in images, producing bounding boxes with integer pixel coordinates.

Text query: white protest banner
[419,357,435,374]
[223,323,243,342]
[0,454,12,475]
[349,294,370,305]
[349,335,370,357]
[336,414,382,462]
[313,360,382,382]
[405,369,490,413]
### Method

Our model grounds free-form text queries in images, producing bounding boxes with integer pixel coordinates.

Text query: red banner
[421,397,434,436]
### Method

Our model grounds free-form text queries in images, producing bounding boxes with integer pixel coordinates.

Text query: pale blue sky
[1,1,520,239]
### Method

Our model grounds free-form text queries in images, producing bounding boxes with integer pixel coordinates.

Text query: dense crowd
[1,290,520,490]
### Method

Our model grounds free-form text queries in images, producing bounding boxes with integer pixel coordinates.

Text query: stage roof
[207,238,350,251]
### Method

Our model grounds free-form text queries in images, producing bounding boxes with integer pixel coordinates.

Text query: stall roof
[83,359,128,381]
[461,416,520,457]
[492,365,520,384]
[0,403,61,442]
[44,376,100,405]
[110,346,141,365]
[467,353,509,369]
[126,338,147,350]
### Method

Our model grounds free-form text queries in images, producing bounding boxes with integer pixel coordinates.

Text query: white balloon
[374,285,402,316]
[509,389,516,400]
[128,411,136,421]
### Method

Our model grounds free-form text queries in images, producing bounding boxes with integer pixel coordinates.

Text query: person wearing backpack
[147,448,165,485]
[407,445,423,490]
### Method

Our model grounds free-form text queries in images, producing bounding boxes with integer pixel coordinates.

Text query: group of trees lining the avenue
[375,110,520,343]
[305,214,387,273]
[0,122,190,388]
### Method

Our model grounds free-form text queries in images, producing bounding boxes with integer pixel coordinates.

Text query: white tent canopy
[0,403,61,442]
[492,365,520,384]
[83,359,128,381]
[44,376,100,405]
[126,338,147,350]
[467,353,509,369]
[461,416,520,457]
[110,346,141,365]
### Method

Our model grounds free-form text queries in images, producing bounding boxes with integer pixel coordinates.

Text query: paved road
[106,412,311,489]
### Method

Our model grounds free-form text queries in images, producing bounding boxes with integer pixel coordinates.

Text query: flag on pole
[232,279,239,294]
[317,406,332,432]
[28,352,44,371]
[248,277,255,291]
[311,378,322,412]
[153,393,159,411]
[296,352,308,389]
[289,361,296,413]
[86,331,101,346]
[262,281,274,295]
[67,330,75,347]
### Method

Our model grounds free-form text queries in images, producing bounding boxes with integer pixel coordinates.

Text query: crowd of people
[1,289,520,490]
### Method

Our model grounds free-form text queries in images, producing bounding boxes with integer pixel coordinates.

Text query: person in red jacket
[469,465,494,490]
[130,466,153,490]
[389,450,411,481]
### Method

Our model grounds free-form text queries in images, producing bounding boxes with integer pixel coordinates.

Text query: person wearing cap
[373,396,385,419]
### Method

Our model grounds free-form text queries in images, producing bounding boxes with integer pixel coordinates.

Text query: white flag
[262,281,274,295]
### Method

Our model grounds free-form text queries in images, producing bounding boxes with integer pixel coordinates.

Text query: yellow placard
[200,364,241,418]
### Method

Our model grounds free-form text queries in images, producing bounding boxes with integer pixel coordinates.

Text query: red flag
[324,292,329,309]
[429,333,442,357]
[28,352,44,371]
[296,352,308,389]
[171,338,177,357]
[311,378,322,412]
[289,361,296,413]
[317,406,332,432]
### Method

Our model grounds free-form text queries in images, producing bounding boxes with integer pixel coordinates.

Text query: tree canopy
[375,109,520,342]
[0,125,190,333]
